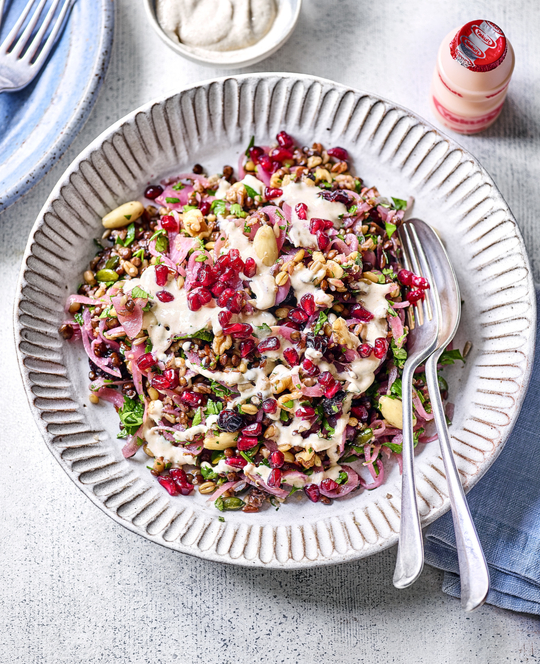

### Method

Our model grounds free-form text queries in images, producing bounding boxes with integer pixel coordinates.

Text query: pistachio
[253,225,278,266]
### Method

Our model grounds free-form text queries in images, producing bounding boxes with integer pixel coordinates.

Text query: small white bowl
[143,0,302,68]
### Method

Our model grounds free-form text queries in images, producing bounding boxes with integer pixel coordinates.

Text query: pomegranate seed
[187,292,202,311]
[309,217,324,234]
[222,323,253,339]
[221,267,238,286]
[144,184,163,200]
[249,145,264,164]
[156,290,174,303]
[151,374,172,390]
[217,287,236,308]
[301,358,319,377]
[211,282,227,298]
[321,190,351,206]
[327,146,349,161]
[295,202,308,220]
[276,131,294,149]
[269,450,285,468]
[317,231,331,251]
[374,338,389,359]
[257,336,280,353]
[304,484,320,502]
[408,289,425,305]
[218,310,233,327]
[239,339,256,357]
[319,371,339,397]
[351,405,369,420]
[321,478,339,492]
[283,347,299,366]
[137,353,155,371]
[170,468,187,483]
[226,457,248,469]
[155,263,169,287]
[157,475,179,496]
[226,291,246,314]
[265,187,283,200]
[269,147,293,163]
[228,249,245,273]
[411,274,430,290]
[300,294,316,316]
[288,308,309,324]
[282,321,301,330]
[398,269,414,286]
[196,265,217,288]
[296,406,315,419]
[237,436,259,451]
[244,257,257,278]
[267,468,282,488]
[190,286,212,307]
[358,343,373,358]
[215,254,231,274]
[262,398,278,414]
[349,304,374,322]
[258,154,274,172]
[242,422,262,436]
[161,214,178,232]
[181,391,203,407]
[199,200,211,215]
[163,368,178,389]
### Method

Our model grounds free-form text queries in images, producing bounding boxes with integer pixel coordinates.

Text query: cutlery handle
[425,353,490,611]
[393,364,424,589]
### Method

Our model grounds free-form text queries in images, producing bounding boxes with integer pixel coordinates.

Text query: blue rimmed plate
[0,0,114,213]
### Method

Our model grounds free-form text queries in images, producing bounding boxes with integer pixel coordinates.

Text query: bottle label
[432,96,504,128]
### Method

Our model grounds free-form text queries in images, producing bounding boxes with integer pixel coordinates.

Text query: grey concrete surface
[2,0,540,662]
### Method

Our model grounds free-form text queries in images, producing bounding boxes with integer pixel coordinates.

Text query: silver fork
[0,0,74,92]
[393,222,440,589]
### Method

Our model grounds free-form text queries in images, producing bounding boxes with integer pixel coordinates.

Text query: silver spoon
[410,218,490,612]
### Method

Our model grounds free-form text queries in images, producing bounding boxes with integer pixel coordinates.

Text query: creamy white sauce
[289,265,334,307]
[244,462,344,488]
[143,400,199,465]
[125,266,222,360]
[278,182,348,249]
[156,0,277,52]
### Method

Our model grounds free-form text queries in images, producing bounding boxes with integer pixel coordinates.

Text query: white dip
[156,0,277,52]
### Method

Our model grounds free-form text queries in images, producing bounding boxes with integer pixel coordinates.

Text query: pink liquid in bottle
[430,20,515,134]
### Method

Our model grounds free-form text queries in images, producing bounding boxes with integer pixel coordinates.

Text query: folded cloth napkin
[424,290,539,615]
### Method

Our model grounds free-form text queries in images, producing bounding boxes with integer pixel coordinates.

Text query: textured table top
[2,0,540,662]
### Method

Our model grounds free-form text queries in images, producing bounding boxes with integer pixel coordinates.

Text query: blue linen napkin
[424,290,540,614]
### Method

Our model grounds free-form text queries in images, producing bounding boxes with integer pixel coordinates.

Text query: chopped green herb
[218,516,225,522]
[183,204,198,212]
[200,462,218,481]
[392,197,407,210]
[211,450,225,464]
[336,471,348,485]
[243,183,259,199]
[385,221,397,238]
[390,339,407,369]
[145,338,153,353]
[211,199,227,216]
[355,179,363,193]
[117,396,144,437]
[133,248,145,260]
[390,378,402,399]
[439,349,466,365]
[205,400,223,416]
[192,408,203,427]
[245,135,255,157]
[131,286,152,299]
[74,312,84,326]
[347,204,358,216]
[195,254,207,262]
[323,419,336,436]
[121,223,136,247]
[229,203,247,218]
[314,310,329,335]
[165,197,180,204]
[172,181,185,191]
[210,380,231,397]
[256,323,272,333]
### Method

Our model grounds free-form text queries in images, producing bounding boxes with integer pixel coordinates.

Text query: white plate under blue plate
[0,0,114,213]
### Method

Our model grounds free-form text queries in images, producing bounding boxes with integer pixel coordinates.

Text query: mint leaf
[336,471,348,485]
[183,205,198,212]
[172,181,184,191]
[391,197,407,210]
[131,286,151,299]
[118,396,144,436]
[245,136,255,157]
[229,203,247,218]
[192,408,203,427]
[211,199,227,216]
[385,221,397,238]
[74,312,84,326]
[205,400,223,416]
[313,310,328,335]
[210,381,231,397]
[243,183,259,199]
[390,378,402,399]
[439,349,465,365]
[200,463,218,481]
[165,197,180,204]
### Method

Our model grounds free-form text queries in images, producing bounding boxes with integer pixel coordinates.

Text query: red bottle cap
[450,20,507,72]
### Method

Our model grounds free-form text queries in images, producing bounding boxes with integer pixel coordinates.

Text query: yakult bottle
[430,20,515,134]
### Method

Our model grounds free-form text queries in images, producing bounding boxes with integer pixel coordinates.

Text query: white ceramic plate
[15,74,536,568]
